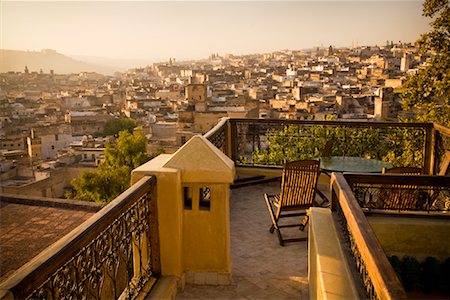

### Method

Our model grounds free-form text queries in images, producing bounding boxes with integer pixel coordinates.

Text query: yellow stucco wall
[368,215,450,261]
[182,184,230,272]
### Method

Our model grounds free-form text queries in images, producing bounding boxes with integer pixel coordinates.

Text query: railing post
[224,119,231,158]
[230,119,237,162]
[424,124,434,175]
[149,178,161,276]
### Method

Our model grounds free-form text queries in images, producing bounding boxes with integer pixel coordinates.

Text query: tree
[250,124,424,168]
[103,117,137,136]
[69,130,163,203]
[401,0,450,126]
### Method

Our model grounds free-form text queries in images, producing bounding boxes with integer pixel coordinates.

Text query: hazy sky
[1,1,430,62]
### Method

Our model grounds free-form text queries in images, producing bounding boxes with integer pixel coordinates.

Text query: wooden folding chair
[377,167,422,210]
[382,167,423,175]
[264,160,320,246]
[438,151,450,176]
[322,139,334,158]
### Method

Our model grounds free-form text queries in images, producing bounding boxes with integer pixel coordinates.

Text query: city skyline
[1,1,430,63]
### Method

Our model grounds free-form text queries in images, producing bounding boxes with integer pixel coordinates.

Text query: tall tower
[400,53,410,72]
[185,84,208,112]
[328,45,334,56]
[374,87,393,120]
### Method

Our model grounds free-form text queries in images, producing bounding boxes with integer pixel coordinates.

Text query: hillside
[0,49,119,75]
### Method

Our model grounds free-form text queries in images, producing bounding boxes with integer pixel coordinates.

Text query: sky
[1,1,431,62]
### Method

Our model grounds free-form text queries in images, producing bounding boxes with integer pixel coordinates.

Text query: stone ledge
[185,271,231,285]
[308,207,359,299]
[0,193,104,212]
[145,276,178,300]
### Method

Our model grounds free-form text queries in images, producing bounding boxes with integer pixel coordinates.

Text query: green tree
[69,130,163,203]
[103,117,137,136]
[402,0,450,126]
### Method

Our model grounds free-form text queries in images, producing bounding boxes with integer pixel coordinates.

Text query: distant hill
[68,55,151,72]
[0,49,119,75]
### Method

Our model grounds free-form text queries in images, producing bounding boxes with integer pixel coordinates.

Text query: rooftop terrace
[0,118,449,300]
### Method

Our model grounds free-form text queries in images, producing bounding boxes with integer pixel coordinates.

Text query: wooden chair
[316,139,334,203]
[438,151,450,176]
[264,159,320,246]
[322,139,334,158]
[377,167,422,210]
[382,167,423,175]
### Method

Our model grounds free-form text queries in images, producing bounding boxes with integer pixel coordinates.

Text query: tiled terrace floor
[0,201,96,282]
[177,182,330,299]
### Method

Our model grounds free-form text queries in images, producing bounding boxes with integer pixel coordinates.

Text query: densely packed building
[0,42,427,197]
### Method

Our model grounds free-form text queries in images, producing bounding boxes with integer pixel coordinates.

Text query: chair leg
[269,224,275,233]
[275,229,284,246]
[299,213,310,231]
[265,193,279,235]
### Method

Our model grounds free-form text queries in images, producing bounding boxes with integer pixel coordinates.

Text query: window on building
[51,145,55,150]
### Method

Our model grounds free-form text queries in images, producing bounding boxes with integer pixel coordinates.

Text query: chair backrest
[322,139,334,157]
[279,160,320,207]
[378,166,422,210]
[382,167,422,175]
[438,151,450,176]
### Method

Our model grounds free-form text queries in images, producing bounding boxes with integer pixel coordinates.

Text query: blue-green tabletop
[320,156,393,173]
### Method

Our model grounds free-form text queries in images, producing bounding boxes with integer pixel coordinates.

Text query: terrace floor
[176,181,331,299]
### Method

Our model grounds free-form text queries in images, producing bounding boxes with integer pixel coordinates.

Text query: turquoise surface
[320,156,393,173]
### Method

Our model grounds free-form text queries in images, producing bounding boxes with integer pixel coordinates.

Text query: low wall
[368,214,450,262]
[308,208,361,299]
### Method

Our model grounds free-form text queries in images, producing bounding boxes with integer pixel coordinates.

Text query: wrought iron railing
[0,176,160,300]
[345,174,450,212]
[204,117,229,155]
[331,173,408,300]
[228,119,433,171]
[201,118,450,176]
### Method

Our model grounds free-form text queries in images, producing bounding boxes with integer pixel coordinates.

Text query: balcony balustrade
[0,176,160,299]
[205,117,450,176]
[330,173,449,299]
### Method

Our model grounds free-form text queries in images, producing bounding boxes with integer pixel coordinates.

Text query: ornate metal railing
[228,119,434,171]
[204,117,229,155]
[202,118,450,175]
[345,174,450,212]
[331,173,407,300]
[0,176,160,300]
